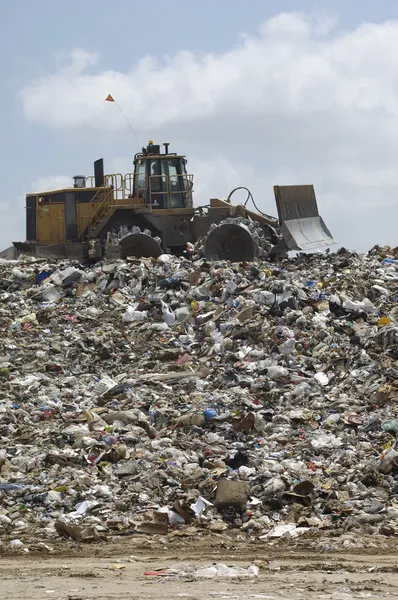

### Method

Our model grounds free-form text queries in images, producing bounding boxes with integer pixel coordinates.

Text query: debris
[2,247,398,546]
[54,521,103,543]
[214,481,248,510]
[134,511,169,535]
[165,563,259,578]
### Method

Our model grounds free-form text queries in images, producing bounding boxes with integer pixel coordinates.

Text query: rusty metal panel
[274,185,319,221]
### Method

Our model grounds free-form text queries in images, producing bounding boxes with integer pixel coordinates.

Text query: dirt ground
[1,536,398,600]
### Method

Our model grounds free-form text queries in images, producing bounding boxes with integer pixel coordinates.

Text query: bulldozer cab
[133,142,193,210]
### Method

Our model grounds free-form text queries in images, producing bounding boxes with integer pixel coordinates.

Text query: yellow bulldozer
[13,141,335,261]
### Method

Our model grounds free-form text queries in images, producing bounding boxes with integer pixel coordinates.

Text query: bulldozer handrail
[84,171,194,208]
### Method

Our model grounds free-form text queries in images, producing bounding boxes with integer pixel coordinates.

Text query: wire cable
[227,187,276,221]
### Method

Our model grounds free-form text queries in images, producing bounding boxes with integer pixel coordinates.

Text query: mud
[2,538,398,599]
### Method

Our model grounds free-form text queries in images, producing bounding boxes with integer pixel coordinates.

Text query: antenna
[105,94,141,151]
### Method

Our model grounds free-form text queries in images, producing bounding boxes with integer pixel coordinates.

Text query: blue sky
[3,1,398,251]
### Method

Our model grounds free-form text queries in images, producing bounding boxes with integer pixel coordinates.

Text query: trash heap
[2,245,398,547]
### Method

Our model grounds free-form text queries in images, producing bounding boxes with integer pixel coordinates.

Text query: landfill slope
[2,244,398,553]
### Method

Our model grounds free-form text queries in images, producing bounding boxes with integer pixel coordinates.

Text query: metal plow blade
[205,222,257,261]
[12,242,35,255]
[280,216,335,251]
[274,185,336,251]
[119,232,162,259]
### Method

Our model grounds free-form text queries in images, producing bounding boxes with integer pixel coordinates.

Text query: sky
[2,0,398,252]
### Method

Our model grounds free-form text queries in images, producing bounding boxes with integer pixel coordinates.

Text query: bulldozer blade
[280,216,335,251]
[118,233,162,259]
[274,185,336,251]
[205,222,257,261]
[12,241,36,255]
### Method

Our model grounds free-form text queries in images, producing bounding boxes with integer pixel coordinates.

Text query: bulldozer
[13,141,335,262]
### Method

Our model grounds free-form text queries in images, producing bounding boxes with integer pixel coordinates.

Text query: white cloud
[29,175,72,192]
[18,12,398,251]
[20,13,398,131]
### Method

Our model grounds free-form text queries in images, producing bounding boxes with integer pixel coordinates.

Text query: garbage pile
[2,245,398,547]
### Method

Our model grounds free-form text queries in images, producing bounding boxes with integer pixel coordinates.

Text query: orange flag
[105,94,115,102]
